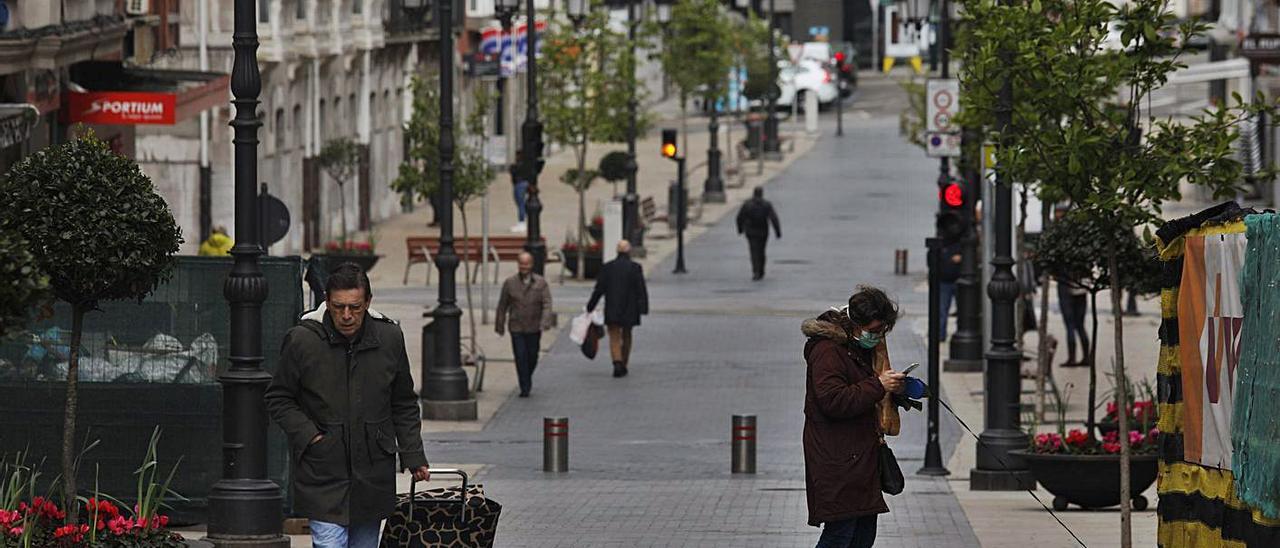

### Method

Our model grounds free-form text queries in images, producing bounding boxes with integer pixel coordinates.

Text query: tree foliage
[392,75,494,213]
[540,2,639,276]
[319,138,362,242]
[661,0,735,105]
[738,13,777,102]
[0,132,182,517]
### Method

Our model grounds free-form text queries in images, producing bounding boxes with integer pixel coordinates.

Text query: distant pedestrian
[801,286,905,548]
[587,240,649,378]
[937,241,962,341]
[1057,276,1090,367]
[265,263,430,548]
[496,252,554,398]
[736,187,782,280]
[510,152,529,233]
[198,226,233,256]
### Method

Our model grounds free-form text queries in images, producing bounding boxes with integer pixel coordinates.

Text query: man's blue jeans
[310,519,380,548]
[513,180,529,222]
[939,281,957,341]
[815,515,878,548]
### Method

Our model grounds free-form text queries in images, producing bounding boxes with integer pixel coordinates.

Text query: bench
[404,235,559,285]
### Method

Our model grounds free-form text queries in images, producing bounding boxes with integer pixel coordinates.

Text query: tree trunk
[681,97,689,162]
[1087,289,1100,439]
[62,304,86,521]
[1109,251,1132,548]
[338,181,349,243]
[460,208,479,357]
[1036,204,1052,422]
[576,145,588,279]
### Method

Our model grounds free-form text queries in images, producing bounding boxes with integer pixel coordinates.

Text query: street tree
[957,0,1273,543]
[393,75,496,355]
[0,133,182,517]
[318,138,362,244]
[0,230,49,338]
[539,3,636,277]
[661,0,734,157]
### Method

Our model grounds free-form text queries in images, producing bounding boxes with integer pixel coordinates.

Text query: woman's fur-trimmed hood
[801,309,855,345]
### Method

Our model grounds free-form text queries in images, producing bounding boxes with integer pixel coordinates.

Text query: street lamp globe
[566,0,589,24]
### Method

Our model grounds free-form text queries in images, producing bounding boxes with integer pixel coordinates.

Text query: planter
[315,253,381,274]
[562,250,603,279]
[1011,450,1159,511]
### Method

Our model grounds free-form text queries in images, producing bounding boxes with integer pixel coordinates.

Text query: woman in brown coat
[802,286,906,548]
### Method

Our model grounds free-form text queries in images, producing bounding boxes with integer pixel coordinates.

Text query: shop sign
[66,91,177,125]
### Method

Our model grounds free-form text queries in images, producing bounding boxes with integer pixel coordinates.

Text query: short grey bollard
[894,249,909,275]
[544,417,568,473]
[732,415,757,474]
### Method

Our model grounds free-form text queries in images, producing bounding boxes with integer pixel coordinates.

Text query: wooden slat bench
[404,235,559,285]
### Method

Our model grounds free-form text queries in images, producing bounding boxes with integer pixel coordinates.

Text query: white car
[775,59,839,110]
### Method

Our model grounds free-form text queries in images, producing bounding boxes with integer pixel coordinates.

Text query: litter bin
[743,115,763,159]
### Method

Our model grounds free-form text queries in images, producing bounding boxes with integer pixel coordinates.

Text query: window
[293,105,303,150]
[348,93,357,134]
[319,99,326,144]
[260,0,270,22]
[354,0,363,14]
[333,97,342,136]
[297,0,307,20]
[275,109,286,153]
[383,90,391,128]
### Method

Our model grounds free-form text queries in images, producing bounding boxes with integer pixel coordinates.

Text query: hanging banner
[479,19,547,78]
[66,91,177,125]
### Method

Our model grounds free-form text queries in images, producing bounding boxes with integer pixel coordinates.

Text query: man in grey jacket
[496,251,554,397]
[265,263,430,548]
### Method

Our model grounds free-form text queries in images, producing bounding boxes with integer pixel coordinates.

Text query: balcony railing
[384,0,435,35]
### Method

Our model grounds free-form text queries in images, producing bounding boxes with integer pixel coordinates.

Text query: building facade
[141,0,442,255]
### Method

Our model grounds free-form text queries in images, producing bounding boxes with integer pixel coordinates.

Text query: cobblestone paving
[425,81,982,547]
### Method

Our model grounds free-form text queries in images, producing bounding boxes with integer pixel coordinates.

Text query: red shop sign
[66,91,177,125]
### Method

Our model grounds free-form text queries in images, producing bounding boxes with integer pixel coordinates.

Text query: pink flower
[7,526,23,537]
[1103,430,1120,443]
[107,515,132,535]
[1129,430,1145,446]
[0,510,19,527]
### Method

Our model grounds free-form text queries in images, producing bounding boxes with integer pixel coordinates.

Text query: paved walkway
[421,76,980,547]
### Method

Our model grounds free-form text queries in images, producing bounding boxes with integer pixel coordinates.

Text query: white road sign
[926,79,959,134]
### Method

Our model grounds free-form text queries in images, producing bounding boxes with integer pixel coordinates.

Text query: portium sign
[67,91,177,125]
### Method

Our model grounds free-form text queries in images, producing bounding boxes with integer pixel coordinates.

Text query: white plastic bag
[569,312,592,345]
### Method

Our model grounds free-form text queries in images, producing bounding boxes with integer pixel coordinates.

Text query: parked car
[775,58,839,110]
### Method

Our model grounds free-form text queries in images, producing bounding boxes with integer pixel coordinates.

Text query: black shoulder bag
[878,437,905,495]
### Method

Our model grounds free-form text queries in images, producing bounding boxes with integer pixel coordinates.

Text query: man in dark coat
[736,187,782,280]
[802,286,905,548]
[265,263,430,548]
[587,240,649,378]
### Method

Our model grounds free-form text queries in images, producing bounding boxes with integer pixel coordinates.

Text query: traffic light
[661,129,678,159]
[521,120,545,178]
[936,176,968,244]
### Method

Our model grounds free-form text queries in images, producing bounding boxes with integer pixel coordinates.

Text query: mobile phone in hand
[902,363,920,376]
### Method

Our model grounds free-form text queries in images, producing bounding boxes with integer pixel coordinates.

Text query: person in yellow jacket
[199,226,234,256]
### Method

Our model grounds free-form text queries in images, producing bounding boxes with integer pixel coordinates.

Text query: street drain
[775,259,812,265]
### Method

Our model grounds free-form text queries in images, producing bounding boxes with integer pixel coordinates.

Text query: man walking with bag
[587,240,649,378]
[496,252,554,397]
[736,187,782,280]
[265,263,430,548]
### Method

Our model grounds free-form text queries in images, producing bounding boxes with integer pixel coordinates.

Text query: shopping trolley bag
[379,469,501,548]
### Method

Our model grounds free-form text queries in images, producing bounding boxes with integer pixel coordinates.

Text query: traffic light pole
[674,156,688,274]
[522,0,547,275]
[919,237,949,476]
[946,128,984,372]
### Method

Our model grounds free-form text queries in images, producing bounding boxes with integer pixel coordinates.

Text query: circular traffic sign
[933,89,954,110]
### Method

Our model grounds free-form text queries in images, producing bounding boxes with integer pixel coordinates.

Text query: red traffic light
[834,52,845,63]
[942,183,964,208]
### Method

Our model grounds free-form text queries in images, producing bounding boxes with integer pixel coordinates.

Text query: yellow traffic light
[661,129,678,159]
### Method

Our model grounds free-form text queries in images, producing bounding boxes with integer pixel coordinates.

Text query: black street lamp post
[703,99,725,203]
[972,29,1032,490]
[422,0,478,420]
[206,1,289,545]
[622,0,644,255]
[762,0,781,157]
[496,0,520,138]
[946,127,984,372]
[522,0,547,274]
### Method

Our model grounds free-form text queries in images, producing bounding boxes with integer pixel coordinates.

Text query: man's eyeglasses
[330,302,367,314]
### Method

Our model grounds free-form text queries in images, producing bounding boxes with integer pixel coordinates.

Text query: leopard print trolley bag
[379,469,502,547]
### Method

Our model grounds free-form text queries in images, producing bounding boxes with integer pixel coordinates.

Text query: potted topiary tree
[0,133,182,519]
[317,138,379,273]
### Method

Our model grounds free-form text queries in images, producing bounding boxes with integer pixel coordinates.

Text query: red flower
[107,515,133,536]
[1103,430,1120,443]
[591,215,604,226]
[1102,441,1122,454]
[0,510,19,527]
[53,524,89,543]
[1106,401,1119,417]
[7,526,22,537]
[1065,429,1089,448]
[1034,432,1063,452]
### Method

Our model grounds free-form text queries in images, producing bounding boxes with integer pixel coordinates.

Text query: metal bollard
[543,417,568,473]
[731,415,757,474]
[894,249,909,275]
